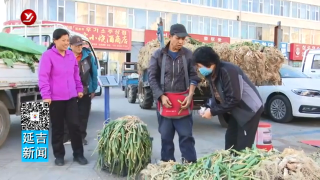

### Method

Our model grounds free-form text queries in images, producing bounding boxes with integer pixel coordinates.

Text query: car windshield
[280,65,309,78]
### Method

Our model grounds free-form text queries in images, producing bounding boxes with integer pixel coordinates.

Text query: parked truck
[0,24,102,147]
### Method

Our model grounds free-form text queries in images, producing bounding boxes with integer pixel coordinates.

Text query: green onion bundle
[94,115,152,178]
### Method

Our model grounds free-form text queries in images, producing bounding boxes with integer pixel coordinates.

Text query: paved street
[0,87,319,180]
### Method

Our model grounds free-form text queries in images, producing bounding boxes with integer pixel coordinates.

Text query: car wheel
[267,95,293,123]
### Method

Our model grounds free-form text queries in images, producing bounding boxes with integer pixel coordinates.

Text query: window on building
[95,5,107,26]
[218,0,223,8]
[48,0,57,21]
[274,0,280,15]
[6,1,10,21]
[256,27,262,40]
[280,0,284,16]
[206,0,211,6]
[21,0,30,10]
[311,6,316,20]
[107,6,114,26]
[65,0,75,23]
[291,2,297,18]
[127,9,134,28]
[211,18,217,36]
[248,0,254,12]
[263,0,269,14]
[147,11,161,30]
[37,0,44,20]
[241,21,248,39]
[114,7,127,28]
[15,0,22,19]
[283,0,290,17]
[217,19,223,36]
[259,0,263,13]
[290,28,300,43]
[242,0,248,11]
[199,17,204,34]
[306,5,310,20]
[76,2,88,24]
[165,13,178,31]
[297,3,301,18]
[270,0,274,15]
[248,23,256,39]
[316,7,319,21]
[211,0,218,7]
[58,0,64,22]
[192,16,199,34]
[134,9,146,29]
[222,0,228,9]
[222,20,228,37]
[233,21,239,38]
[204,17,210,35]
[300,29,312,44]
[233,0,239,10]
[9,0,14,20]
[88,4,95,25]
[300,4,306,19]
[187,15,192,33]
[228,20,233,37]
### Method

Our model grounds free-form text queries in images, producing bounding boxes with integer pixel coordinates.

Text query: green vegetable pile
[94,115,152,179]
[140,147,320,180]
[0,47,41,73]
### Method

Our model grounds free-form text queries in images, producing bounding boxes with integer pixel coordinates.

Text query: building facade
[4,0,320,67]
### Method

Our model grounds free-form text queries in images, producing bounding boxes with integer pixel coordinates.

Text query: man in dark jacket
[193,46,263,151]
[148,24,200,163]
[64,35,98,145]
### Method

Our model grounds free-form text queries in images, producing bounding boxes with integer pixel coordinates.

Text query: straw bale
[137,39,285,86]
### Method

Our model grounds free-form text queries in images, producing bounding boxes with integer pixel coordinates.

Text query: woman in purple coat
[38,29,88,166]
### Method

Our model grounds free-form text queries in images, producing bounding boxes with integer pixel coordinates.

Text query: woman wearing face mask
[38,28,88,166]
[192,46,263,151]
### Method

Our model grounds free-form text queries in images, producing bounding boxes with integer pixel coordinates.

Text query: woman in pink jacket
[38,29,87,166]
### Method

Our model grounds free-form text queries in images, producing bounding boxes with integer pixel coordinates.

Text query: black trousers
[64,94,91,141]
[50,98,84,158]
[157,112,197,162]
[225,108,263,151]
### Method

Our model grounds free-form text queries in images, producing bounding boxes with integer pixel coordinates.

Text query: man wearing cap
[148,24,200,163]
[63,35,98,145]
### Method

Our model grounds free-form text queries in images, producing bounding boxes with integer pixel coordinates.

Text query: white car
[257,65,320,123]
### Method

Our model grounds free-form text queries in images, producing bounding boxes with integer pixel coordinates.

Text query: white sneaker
[63,140,71,145]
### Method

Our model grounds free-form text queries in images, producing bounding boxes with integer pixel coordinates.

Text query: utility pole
[157,17,165,48]
[274,21,283,50]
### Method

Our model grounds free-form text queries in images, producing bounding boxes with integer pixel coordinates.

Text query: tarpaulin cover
[0,32,46,54]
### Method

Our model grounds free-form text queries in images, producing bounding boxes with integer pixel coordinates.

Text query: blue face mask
[199,67,213,76]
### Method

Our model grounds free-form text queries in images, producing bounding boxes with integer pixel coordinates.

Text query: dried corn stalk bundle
[137,39,285,86]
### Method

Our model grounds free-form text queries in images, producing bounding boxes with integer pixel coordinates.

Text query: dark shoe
[74,156,88,165]
[55,158,64,166]
[83,139,88,145]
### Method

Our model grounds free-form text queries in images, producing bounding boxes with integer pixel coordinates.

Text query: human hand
[201,108,212,119]
[90,93,95,99]
[78,92,84,98]
[161,95,172,108]
[181,95,193,109]
[43,99,51,105]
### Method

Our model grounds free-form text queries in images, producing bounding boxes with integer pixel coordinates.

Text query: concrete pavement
[0,88,319,180]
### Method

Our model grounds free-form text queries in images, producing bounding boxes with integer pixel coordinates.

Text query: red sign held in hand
[20,9,37,26]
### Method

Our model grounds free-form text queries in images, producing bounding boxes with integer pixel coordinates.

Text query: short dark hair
[192,46,220,67]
